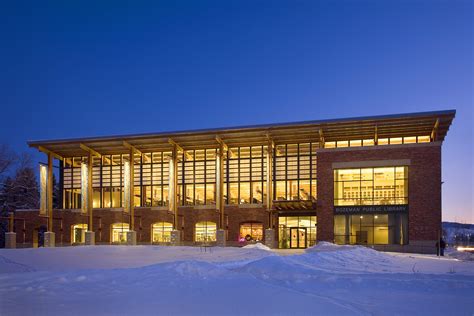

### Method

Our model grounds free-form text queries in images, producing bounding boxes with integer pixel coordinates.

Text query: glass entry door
[290,228,307,248]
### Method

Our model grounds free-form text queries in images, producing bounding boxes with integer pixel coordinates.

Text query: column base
[44,232,55,247]
[126,231,137,245]
[85,231,95,245]
[170,230,181,246]
[216,229,227,247]
[264,228,276,249]
[5,232,16,249]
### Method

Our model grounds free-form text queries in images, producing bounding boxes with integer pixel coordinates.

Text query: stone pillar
[85,231,95,245]
[264,228,276,249]
[44,232,55,247]
[216,229,226,247]
[5,232,16,249]
[126,231,137,245]
[170,230,181,246]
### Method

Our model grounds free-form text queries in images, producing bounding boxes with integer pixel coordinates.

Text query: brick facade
[316,142,442,247]
[12,143,442,253]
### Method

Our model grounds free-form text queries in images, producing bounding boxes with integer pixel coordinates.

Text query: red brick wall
[13,206,269,246]
[316,143,442,243]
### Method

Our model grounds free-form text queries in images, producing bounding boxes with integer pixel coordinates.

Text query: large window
[334,214,407,245]
[334,167,408,206]
[178,149,216,206]
[152,222,173,243]
[111,223,129,243]
[274,143,317,201]
[63,157,83,209]
[240,222,263,242]
[142,152,170,207]
[226,146,267,205]
[195,221,217,242]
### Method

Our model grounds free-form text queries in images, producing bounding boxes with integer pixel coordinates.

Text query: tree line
[0,144,59,247]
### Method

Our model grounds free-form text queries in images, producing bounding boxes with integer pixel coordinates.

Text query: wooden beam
[168,138,184,152]
[431,118,439,141]
[123,141,142,155]
[168,138,192,160]
[318,128,325,148]
[215,136,228,151]
[80,143,102,158]
[36,146,63,161]
[374,124,378,145]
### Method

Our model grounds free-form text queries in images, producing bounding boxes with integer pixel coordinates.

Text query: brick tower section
[316,143,442,244]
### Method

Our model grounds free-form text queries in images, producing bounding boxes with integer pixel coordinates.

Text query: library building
[12,110,455,253]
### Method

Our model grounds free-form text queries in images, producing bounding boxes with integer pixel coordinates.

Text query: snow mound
[446,248,474,261]
[0,255,35,273]
[149,260,229,278]
[305,241,355,252]
[242,243,271,251]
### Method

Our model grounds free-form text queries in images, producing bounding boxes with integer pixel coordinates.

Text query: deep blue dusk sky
[0,1,472,222]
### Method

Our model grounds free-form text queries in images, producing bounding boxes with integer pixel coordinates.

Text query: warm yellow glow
[152,222,173,243]
[39,165,48,215]
[81,162,89,213]
[418,135,431,143]
[72,224,88,243]
[457,246,474,252]
[195,221,216,242]
[111,223,130,243]
[123,160,130,212]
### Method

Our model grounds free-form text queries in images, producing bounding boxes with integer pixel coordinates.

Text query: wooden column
[87,153,93,230]
[47,152,53,231]
[169,146,179,229]
[129,148,135,231]
[266,140,274,227]
[216,144,225,229]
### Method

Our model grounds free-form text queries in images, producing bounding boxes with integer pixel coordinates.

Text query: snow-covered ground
[0,243,473,315]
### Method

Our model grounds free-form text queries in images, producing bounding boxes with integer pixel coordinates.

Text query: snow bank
[1,245,474,315]
[305,241,355,252]
[242,242,271,251]
[446,247,474,261]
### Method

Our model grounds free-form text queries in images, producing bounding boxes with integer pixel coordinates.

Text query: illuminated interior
[195,221,217,242]
[278,216,317,248]
[111,222,130,243]
[239,222,263,241]
[334,214,407,245]
[71,224,88,244]
[334,166,408,206]
[324,135,430,148]
[152,222,173,243]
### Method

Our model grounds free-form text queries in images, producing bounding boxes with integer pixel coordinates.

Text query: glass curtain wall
[62,143,319,209]
[225,146,267,205]
[178,149,216,206]
[274,143,318,201]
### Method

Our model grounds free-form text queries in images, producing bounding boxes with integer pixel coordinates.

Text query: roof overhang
[27,109,456,157]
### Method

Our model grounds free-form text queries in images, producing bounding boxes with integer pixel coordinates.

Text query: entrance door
[290,228,307,248]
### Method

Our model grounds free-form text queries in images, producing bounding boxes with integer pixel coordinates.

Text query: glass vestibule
[278,216,317,249]
[334,213,407,245]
